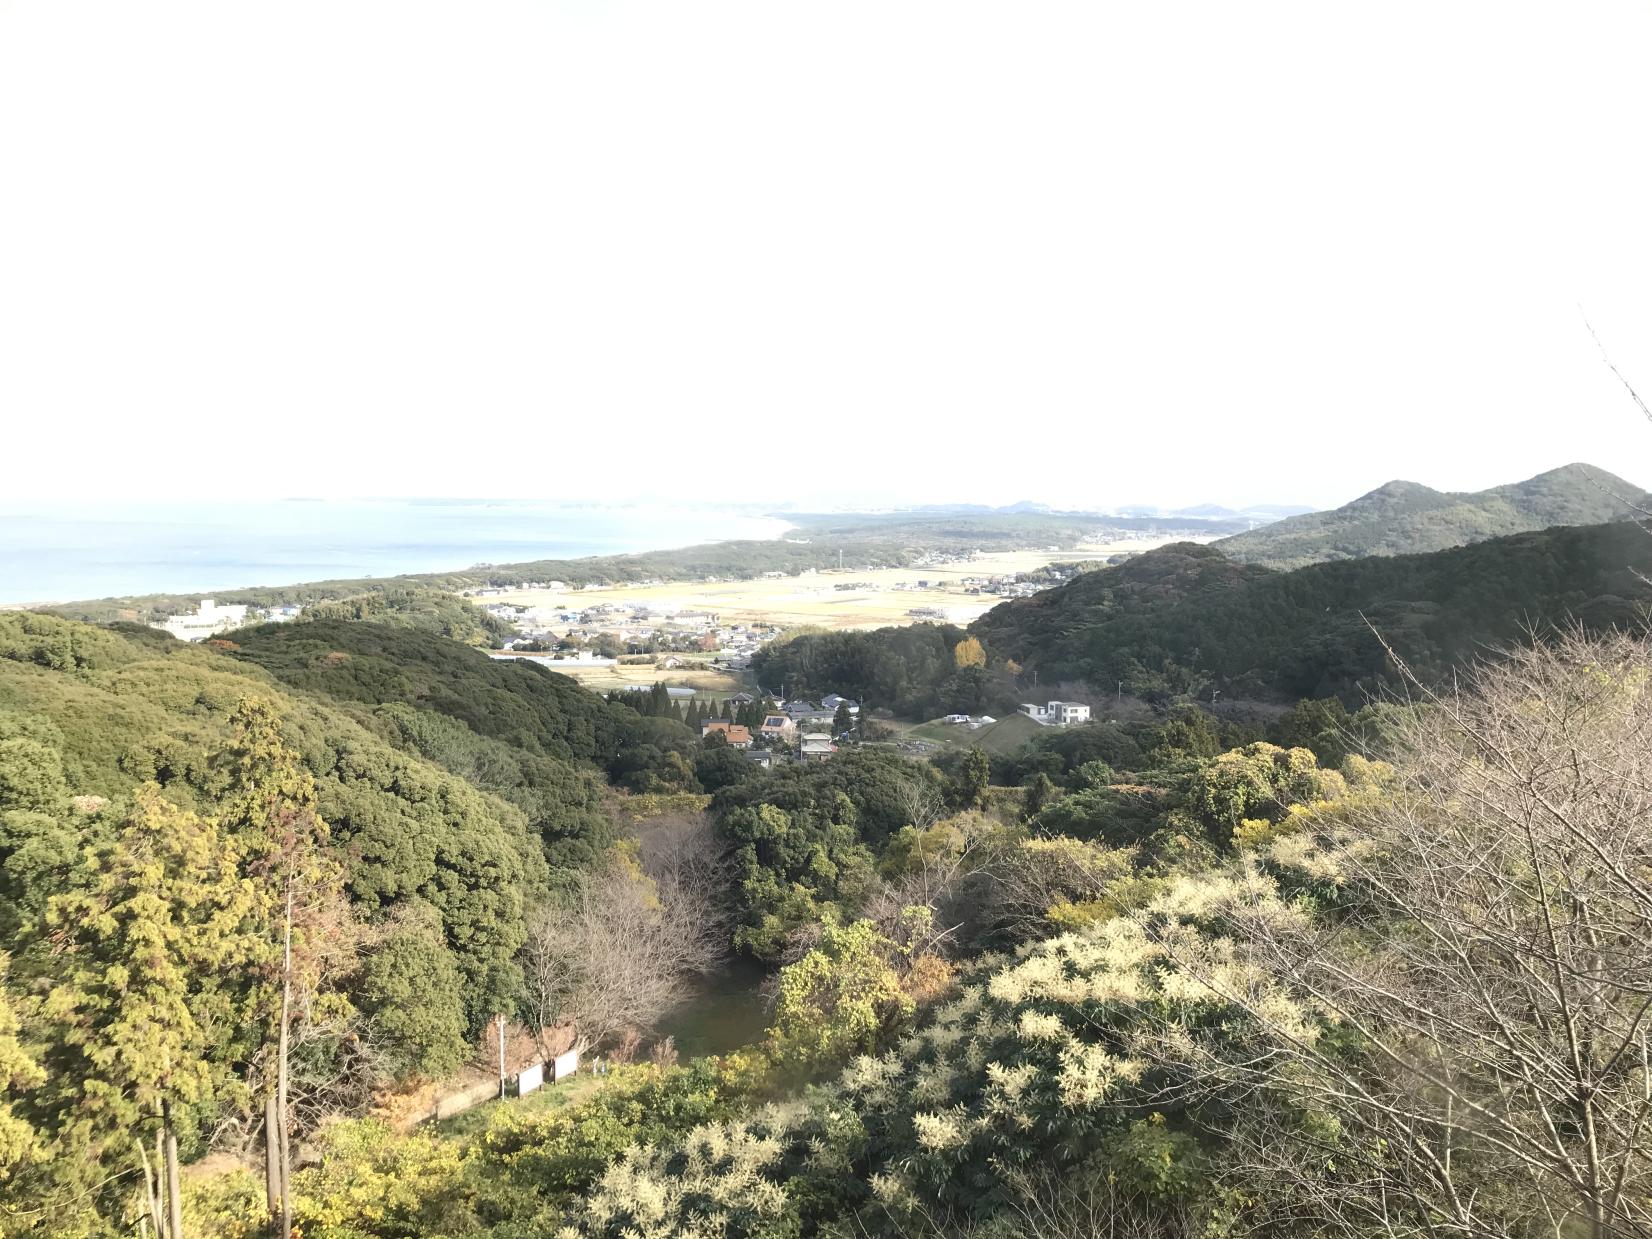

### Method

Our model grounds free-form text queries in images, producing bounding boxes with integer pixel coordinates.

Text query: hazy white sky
[3,1,1650,511]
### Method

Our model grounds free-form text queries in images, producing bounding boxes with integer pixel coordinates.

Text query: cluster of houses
[483,599,782,668]
[698,693,860,765]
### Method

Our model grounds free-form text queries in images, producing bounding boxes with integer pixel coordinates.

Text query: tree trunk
[276,878,294,1239]
[162,1098,183,1239]
[140,1133,166,1239]
[263,1091,281,1235]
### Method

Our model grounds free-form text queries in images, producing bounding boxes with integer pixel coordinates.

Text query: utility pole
[497,1013,507,1100]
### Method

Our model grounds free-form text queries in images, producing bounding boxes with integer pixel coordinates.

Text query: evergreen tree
[720,699,733,721]
[1022,771,1058,820]
[216,697,344,1239]
[41,784,262,1239]
[0,953,42,1180]
[952,748,991,811]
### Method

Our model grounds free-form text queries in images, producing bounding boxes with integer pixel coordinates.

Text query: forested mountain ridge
[1214,462,1645,568]
[287,586,514,646]
[976,518,1652,699]
[756,519,1652,713]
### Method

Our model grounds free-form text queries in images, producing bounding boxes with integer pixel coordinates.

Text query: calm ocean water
[0,499,790,604]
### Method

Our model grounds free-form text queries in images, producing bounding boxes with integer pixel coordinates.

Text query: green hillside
[759,520,1652,713]
[0,610,565,1034]
[975,519,1652,700]
[904,710,1047,754]
[222,620,634,767]
[286,586,514,647]
[1215,462,1645,568]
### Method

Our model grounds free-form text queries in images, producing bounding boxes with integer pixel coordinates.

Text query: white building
[156,599,250,642]
[799,733,836,761]
[1019,700,1091,726]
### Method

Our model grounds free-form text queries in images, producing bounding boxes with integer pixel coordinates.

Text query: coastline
[17,508,1228,625]
[0,501,796,609]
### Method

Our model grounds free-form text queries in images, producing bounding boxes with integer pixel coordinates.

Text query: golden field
[484,539,1194,633]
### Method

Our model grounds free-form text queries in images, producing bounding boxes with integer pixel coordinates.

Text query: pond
[657,956,771,1058]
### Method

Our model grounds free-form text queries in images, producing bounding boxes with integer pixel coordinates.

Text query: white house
[1019,700,1091,726]
[799,733,836,761]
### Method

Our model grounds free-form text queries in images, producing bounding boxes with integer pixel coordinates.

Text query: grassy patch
[432,1071,604,1140]
[904,711,1046,755]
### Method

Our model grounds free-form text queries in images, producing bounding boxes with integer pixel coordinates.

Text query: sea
[0,499,792,605]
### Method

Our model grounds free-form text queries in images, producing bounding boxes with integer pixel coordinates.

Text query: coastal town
[142,543,1152,660]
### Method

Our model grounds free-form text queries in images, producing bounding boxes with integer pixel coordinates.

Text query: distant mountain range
[1213,463,1647,570]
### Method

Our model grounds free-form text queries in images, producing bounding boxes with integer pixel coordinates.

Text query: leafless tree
[522,844,729,1053]
[1154,632,1652,1239]
[863,825,995,963]
[895,774,946,834]
[633,811,734,918]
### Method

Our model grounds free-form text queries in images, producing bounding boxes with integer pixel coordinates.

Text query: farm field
[524,659,748,696]
[482,539,1196,633]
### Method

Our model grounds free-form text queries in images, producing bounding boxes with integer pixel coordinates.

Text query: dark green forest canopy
[221,619,709,867]
[976,520,1652,699]
[290,586,514,646]
[223,620,635,767]
[752,622,982,718]
[761,520,1652,713]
